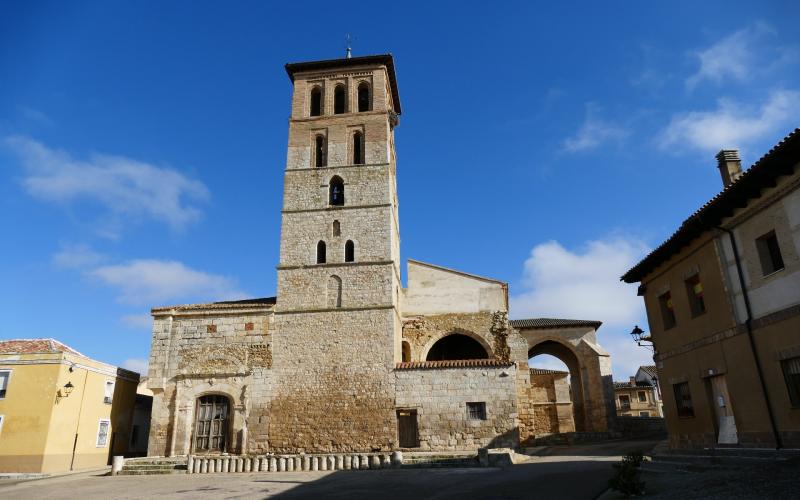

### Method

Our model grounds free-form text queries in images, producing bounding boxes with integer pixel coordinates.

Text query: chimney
[629,376,636,385]
[716,149,742,187]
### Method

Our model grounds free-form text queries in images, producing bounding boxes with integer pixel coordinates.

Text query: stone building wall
[528,370,575,436]
[395,364,518,450]
[146,303,274,457]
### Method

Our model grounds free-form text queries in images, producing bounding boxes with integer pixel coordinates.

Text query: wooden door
[709,376,737,444]
[397,409,419,448]
[195,395,229,453]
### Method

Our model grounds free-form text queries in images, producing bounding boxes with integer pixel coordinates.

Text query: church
[145,54,615,457]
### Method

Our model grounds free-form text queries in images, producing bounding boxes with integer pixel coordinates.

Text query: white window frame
[0,370,11,399]
[103,380,115,404]
[96,419,111,447]
[0,415,5,438]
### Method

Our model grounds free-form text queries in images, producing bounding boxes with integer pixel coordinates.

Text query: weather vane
[345,33,353,59]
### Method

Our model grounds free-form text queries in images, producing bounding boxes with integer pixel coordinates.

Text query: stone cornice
[285,162,391,173]
[274,304,396,315]
[276,260,395,271]
[281,203,392,214]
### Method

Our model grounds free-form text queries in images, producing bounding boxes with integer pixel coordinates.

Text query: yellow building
[0,339,139,473]
[613,378,660,417]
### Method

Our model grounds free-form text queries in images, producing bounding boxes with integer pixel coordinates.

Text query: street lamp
[63,381,74,396]
[630,325,654,351]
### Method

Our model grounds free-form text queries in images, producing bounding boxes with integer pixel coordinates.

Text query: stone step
[117,469,186,476]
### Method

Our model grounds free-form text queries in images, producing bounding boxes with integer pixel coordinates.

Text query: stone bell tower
[268,54,403,452]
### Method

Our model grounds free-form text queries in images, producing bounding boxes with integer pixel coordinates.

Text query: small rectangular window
[673,382,694,418]
[781,356,800,407]
[685,275,706,317]
[658,291,676,330]
[0,371,10,399]
[619,395,631,408]
[104,380,114,404]
[466,402,486,420]
[639,411,650,417]
[638,391,647,402]
[96,419,110,447]
[756,231,785,276]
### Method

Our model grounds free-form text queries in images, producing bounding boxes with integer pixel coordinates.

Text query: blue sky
[1,1,798,378]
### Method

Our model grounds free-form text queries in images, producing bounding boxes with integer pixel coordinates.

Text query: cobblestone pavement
[642,457,800,499]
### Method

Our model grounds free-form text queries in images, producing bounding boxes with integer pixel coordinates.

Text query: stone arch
[528,339,586,432]
[176,380,249,456]
[518,326,615,434]
[421,329,494,361]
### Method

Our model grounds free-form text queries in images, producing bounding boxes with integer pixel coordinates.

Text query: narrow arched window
[345,240,355,262]
[310,87,322,116]
[402,341,411,362]
[327,275,342,308]
[357,83,370,112]
[316,240,326,264]
[352,131,364,165]
[334,85,346,114]
[315,135,326,168]
[332,220,341,237]
[329,176,344,206]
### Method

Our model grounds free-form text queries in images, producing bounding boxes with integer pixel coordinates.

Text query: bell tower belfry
[269,54,403,452]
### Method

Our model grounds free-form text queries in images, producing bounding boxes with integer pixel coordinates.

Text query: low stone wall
[188,453,396,474]
[617,416,667,438]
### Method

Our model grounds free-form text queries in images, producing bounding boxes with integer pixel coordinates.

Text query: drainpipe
[713,223,782,449]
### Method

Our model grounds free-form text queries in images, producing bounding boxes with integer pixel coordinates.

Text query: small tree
[608,451,646,496]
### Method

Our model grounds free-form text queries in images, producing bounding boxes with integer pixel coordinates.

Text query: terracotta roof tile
[638,365,658,378]
[529,368,569,375]
[395,359,514,370]
[510,318,602,329]
[0,338,84,356]
[152,296,276,313]
[614,381,653,389]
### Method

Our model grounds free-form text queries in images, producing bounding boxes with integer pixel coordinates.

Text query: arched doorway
[529,340,586,432]
[194,395,230,453]
[426,333,489,361]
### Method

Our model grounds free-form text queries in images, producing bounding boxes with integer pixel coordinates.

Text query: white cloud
[562,105,629,153]
[121,313,153,330]
[90,259,246,305]
[510,237,653,377]
[4,135,209,231]
[686,23,795,89]
[122,358,149,375]
[52,243,107,269]
[660,89,800,153]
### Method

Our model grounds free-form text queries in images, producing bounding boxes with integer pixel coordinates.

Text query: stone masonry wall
[395,366,519,451]
[147,306,273,456]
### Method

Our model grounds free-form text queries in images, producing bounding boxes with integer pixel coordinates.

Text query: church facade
[146,54,616,456]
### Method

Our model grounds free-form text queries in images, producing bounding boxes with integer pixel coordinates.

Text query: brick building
[145,54,616,457]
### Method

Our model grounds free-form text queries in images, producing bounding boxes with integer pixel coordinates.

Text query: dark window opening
[310,87,322,116]
[639,411,650,417]
[357,83,370,112]
[344,240,355,262]
[353,131,364,165]
[685,274,706,317]
[756,230,785,276]
[314,135,327,168]
[332,220,341,237]
[401,341,411,362]
[638,391,647,402]
[334,85,346,114]
[673,382,694,418]
[329,176,344,206]
[781,356,800,407]
[316,240,326,264]
[619,395,631,409]
[658,291,676,330]
[426,334,489,361]
[466,402,487,420]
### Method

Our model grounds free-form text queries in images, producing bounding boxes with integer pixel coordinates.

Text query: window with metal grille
[673,382,694,418]
[619,394,631,408]
[685,274,706,317]
[104,380,114,404]
[781,356,800,407]
[638,391,647,402]
[466,402,486,420]
[96,419,110,447]
[0,371,9,399]
[314,135,327,168]
[756,230,785,276]
[658,291,676,330]
[639,411,650,417]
